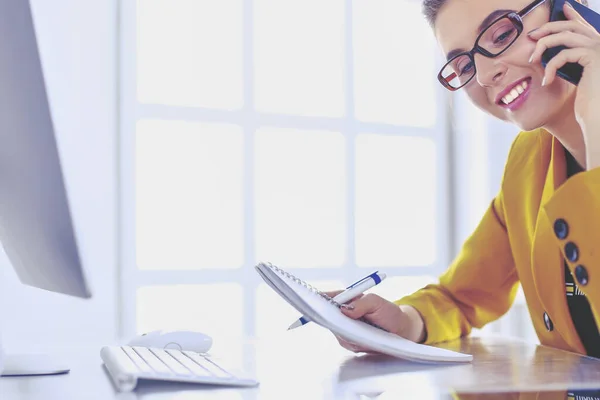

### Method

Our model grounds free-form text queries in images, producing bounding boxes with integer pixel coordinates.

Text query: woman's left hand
[528,2,600,154]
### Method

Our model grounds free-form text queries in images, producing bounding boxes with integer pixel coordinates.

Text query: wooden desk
[1,328,599,399]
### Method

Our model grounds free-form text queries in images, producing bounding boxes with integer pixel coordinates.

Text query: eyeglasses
[438,0,549,91]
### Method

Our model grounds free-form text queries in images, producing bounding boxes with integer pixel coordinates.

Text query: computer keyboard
[100,345,259,392]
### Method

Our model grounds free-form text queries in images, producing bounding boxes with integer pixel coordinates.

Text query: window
[119,0,450,345]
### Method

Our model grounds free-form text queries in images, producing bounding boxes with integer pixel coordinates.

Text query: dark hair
[422,0,446,27]
[423,0,589,28]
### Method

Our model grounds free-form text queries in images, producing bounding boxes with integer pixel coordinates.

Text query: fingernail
[529,54,533,63]
[566,1,574,8]
[541,77,547,86]
[347,304,355,310]
[527,28,539,36]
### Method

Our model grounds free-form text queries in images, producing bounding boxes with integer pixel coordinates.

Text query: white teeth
[501,80,529,105]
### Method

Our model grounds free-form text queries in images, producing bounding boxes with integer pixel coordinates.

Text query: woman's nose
[474,53,507,87]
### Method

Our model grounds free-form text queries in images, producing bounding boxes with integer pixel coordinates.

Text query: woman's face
[434,0,576,131]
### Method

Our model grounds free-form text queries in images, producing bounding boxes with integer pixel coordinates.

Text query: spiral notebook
[255,262,473,363]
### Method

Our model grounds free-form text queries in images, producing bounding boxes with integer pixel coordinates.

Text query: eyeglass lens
[440,16,520,89]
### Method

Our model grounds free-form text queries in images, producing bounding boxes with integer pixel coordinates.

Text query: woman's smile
[495,76,533,111]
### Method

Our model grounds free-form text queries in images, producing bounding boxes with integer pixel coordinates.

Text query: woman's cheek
[466,86,492,110]
[465,86,509,120]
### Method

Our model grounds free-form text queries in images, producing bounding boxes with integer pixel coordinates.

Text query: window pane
[137,0,243,109]
[355,134,436,266]
[136,120,243,269]
[254,0,344,116]
[353,0,436,127]
[136,284,242,339]
[256,280,343,337]
[255,128,346,267]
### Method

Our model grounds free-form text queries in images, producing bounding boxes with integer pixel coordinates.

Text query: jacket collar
[531,132,585,352]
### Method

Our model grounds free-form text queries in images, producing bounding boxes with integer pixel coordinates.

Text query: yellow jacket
[397,128,600,355]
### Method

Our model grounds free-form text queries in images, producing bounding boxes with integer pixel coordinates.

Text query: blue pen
[287,271,387,330]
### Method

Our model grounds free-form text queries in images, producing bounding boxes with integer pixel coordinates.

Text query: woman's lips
[497,78,532,112]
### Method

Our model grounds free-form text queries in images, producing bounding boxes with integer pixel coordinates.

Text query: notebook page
[256,263,472,363]
[255,263,331,325]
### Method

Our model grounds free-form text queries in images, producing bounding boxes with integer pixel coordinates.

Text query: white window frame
[118,0,452,340]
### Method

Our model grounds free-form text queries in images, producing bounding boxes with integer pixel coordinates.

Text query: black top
[564,150,600,357]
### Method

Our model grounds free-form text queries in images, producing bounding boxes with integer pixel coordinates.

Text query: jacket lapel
[531,135,585,352]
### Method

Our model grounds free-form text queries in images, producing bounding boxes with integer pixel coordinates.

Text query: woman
[334,0,600,357]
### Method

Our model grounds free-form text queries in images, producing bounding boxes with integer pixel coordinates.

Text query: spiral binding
[258,262,346,308]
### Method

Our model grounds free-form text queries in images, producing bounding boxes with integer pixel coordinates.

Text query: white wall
[0,0,118,351]
[450,92,517,255]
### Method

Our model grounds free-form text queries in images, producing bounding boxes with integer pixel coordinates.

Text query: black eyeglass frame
[438,0,549,91]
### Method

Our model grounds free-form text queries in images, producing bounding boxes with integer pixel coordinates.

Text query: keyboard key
[184,352,233,379]
[150,349,194,376]
[101,346,259,391]
[121,346,153,374]
[133,347,173,376]
[107,347,141,376]
[166,350,215,378]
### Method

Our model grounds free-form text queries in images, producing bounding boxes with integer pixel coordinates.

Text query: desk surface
[2,328,600,399]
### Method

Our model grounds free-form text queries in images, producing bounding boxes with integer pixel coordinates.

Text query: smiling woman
[332,0,600,359]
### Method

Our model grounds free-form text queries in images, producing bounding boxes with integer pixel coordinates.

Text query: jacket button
[554,219,569,239]
[575,265,589,286]
[565,242,579,262]
[544,312,553,331]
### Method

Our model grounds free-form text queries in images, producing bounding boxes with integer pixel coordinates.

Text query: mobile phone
[540,0,600,85]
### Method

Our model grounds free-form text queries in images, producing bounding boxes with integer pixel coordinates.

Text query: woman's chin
[517,122,543,132]
[509,114,547,132]
[488,109,544,132]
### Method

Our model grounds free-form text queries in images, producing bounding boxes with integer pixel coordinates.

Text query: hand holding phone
[540,0,600,85]
[530,0,600,164]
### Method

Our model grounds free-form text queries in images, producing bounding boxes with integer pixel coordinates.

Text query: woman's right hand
[325,291,426,354]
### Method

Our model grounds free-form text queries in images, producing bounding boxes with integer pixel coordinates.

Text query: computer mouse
[128,330,213,353]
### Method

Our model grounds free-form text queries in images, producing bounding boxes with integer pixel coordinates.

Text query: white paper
[255,262,473,363]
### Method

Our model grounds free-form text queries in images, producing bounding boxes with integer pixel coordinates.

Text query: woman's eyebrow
[445,8,514,61]
[478,9,513,33]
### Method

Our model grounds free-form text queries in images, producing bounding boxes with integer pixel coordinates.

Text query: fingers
[335,335,362,352]
[529,31,594,64]
[541,47,593,86]
[333,334,374,354]
[323,290,364,305]
[340,293,383,319]
[526,3,600,81]
[528,3,599,41]
[563,1,596,28]
[324,290,344,298]
[536,1,596,33]
[529,21,596,40]
[530,21,594,39]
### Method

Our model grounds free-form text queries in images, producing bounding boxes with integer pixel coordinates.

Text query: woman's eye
[494,29,515,44]
[460,62,474,75]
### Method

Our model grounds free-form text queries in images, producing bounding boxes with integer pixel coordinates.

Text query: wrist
[399,305,427,343]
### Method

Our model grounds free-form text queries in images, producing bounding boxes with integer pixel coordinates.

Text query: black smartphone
[540,0,600,85]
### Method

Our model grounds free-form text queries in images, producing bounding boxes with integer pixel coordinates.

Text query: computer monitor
[0,0,92,376]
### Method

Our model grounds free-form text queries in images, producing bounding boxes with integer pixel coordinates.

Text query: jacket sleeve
[544,167,600,323]
[394,185,520,344]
